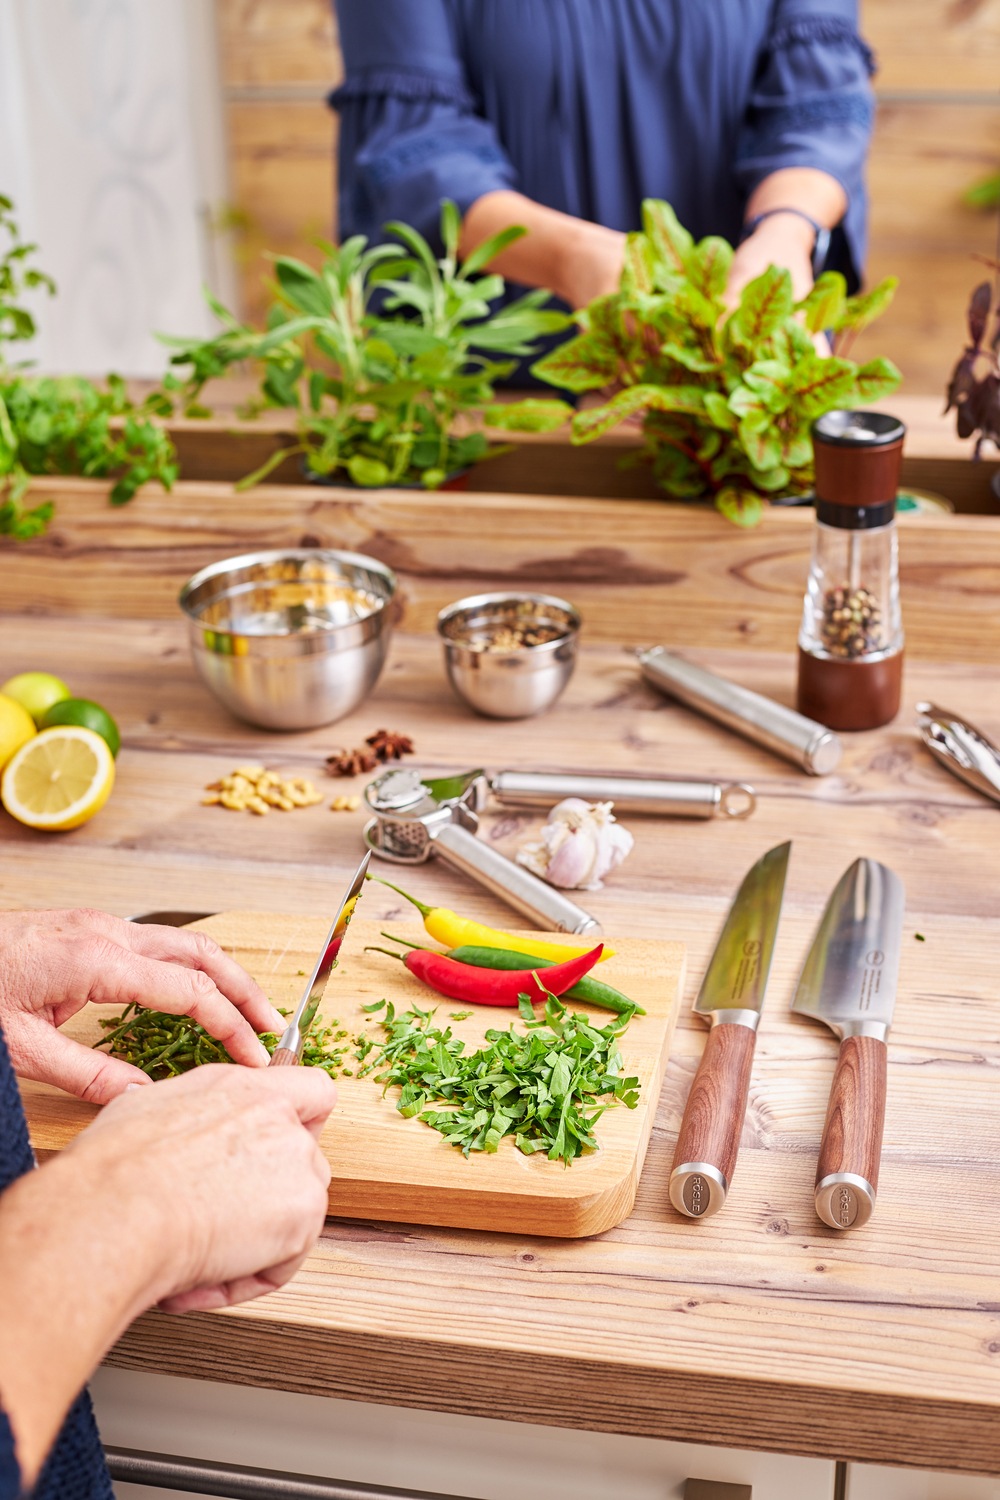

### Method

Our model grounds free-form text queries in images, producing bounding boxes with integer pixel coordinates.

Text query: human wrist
[742,209,817,257]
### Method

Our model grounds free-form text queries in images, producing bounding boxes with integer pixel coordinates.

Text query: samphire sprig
[95,1004,348,1080]
[356,992,640,1165]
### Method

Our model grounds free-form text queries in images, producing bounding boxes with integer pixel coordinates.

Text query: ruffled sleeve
[734,0,875,289]
[331,0,517,250]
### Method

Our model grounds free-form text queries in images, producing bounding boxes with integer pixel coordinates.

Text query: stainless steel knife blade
[791,857,904,1039]
[693,840,791,1022]
[269,850,371,1066]
[792,857,905,1229]
[669,841,791,1219]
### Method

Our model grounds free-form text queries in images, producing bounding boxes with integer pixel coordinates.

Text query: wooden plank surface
[7,477,1000,664]
[21,915,683,1238]
[4,479,1000,1472]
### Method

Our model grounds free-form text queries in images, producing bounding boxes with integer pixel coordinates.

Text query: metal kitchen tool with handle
[669,841,791,1219]
[269,850,371,1067]
[916,702,1000,807]
[792,857,904,1229]
[483,769,755,820]
[637,645,843,777]
[363,768,601,935]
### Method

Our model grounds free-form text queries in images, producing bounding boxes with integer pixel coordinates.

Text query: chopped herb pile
[356,993,640,1164]
[95,1003,348,1079]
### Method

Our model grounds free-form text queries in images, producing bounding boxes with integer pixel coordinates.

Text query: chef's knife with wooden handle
[269,850,371,1067]
[669,841,790,1219]
[792,857,904,1229]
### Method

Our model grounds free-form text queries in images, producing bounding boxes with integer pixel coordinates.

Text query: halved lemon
[1,726,116,831]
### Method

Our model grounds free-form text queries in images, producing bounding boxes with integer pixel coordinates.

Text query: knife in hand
[792,857,904,1229]
[269,850,371,1067]
[669,841,790,1219]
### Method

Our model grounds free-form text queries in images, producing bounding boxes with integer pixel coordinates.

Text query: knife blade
[669,841,791,1219]
[269,850,371,1067]
[791,857,904,1229]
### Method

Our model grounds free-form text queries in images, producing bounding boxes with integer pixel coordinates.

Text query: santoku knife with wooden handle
[669,841,790,1219]
[792,857,904,1229]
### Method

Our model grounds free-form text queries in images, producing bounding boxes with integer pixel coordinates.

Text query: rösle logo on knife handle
[791,857,905,1230]
[669,842,791,1220]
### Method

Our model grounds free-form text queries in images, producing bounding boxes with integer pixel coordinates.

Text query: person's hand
[726,210,816,307]
[0,908,284,1102]
[557,219,627,310]
[62,1063,337,1312]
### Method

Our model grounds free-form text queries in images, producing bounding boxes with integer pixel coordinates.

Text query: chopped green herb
[355,992,639,1165]
[361,999,386,1014]
[915,932,926,942]
[95,1004,347,1079]
[449,1011,474,1021]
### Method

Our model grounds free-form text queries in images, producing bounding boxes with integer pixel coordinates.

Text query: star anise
[365,728,415,762]
[325,747,378,778]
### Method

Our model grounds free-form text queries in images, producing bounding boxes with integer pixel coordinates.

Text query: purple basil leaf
[967,281,992,349]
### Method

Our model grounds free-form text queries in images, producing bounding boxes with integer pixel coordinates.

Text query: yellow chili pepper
[370,875,614,962]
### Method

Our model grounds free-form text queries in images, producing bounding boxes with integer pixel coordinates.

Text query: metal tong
[916,702,1000,806]
[362,766,755,935]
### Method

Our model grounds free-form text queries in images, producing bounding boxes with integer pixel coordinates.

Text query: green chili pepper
[380,932,642,1015]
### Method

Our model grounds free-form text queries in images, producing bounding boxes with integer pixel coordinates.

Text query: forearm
[459,189,624,308]
[0,1157,162,1487]
[745,167,848,232]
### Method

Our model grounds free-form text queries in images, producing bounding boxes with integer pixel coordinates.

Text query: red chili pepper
[367,943,604,1007]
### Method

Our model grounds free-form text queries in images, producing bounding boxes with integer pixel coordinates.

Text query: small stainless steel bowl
[179,549,396,731]
[437,591,580,720]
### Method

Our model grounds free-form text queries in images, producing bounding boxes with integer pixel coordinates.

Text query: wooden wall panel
[213,0,1000,400]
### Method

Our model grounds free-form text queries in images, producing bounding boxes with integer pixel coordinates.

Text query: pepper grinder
[796,410,906,731]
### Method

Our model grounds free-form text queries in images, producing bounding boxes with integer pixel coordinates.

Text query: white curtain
[0,0,232,376]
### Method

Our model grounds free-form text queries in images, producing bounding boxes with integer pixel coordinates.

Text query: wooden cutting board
[21,914,684,1237]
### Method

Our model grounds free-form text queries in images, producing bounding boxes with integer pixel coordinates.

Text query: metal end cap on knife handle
[815,1172,876,1230]
[669,1163,728,1219]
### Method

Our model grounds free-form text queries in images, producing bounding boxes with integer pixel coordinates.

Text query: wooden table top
[3,471,1000,1475]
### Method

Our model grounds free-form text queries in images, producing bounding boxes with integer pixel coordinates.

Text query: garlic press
[916,703,1000,806]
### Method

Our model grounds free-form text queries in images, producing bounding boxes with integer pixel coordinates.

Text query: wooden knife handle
[669,1021,757,1219]
[814,1033,887,1230]
[268,1047,300,1068]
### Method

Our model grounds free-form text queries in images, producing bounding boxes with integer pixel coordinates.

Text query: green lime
[1,671,72,726]
[40,697,121,758]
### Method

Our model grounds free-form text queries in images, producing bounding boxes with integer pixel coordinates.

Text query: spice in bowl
[437,591,580,719]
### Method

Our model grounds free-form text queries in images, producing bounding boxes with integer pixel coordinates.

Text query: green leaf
[659,340,717,374]
[273,257,333,317]
[703,390,738,431]
[716,486,765,528]
[689,235,733,301]
[347,454,390,487]
[642,200,694,279]
[795,271,847,334]
[728,266,794,347]
[788,354,859,419]
[853,356,902,405]
[620,232,655,297]
[531,332,619,391]
[458,224,526,278]
[483,398,571,433]
[570,383,705,443]
[742,359,792,411]
[839,277,899,335]
[738,415,783,471]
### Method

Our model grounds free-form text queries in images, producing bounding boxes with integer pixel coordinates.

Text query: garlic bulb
[516,797,634,891]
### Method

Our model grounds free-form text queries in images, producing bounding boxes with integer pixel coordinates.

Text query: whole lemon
[41,698,121,759]
[1,671,72,726]
[0,693,38,770]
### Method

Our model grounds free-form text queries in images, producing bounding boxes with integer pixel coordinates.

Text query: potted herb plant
[492,200,902,526]
[945,276,999,474]
[0,196,177,540]
[159,202,569,491]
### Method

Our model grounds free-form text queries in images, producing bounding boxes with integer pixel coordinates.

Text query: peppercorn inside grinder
[796,411,906,731]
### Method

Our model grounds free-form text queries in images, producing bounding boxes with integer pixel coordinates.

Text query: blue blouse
[0,1024,113,1500]
[331,0,874,294]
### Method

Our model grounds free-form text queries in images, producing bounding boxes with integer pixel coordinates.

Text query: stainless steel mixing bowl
[179,549,397,730]
[437,591,580,719]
